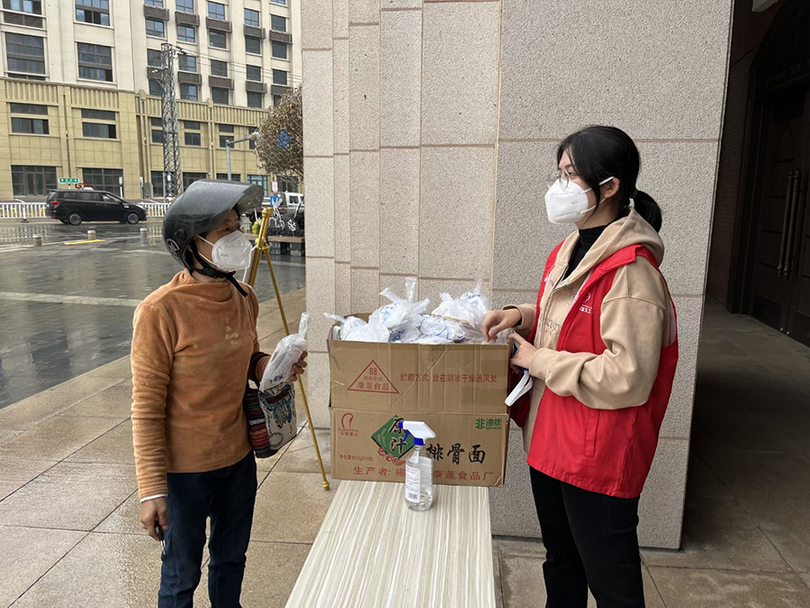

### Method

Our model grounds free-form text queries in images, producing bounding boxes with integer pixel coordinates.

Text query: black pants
[530,467,644,608]
[158,452,257,608]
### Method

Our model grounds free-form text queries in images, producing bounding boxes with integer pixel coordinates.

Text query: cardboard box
[329,330,510,487]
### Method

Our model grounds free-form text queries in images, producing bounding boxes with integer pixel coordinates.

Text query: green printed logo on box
[371,415,414,459]
[475,418,503,431]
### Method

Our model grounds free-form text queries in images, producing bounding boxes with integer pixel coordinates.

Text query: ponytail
[621,189,662,232]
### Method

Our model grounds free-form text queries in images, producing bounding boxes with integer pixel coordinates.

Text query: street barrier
[0,201,171,219]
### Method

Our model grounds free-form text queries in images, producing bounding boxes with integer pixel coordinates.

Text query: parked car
[46,190,147,225]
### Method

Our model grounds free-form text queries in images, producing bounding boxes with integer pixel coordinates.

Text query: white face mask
[544,176,615,225]
[199,231,255,271]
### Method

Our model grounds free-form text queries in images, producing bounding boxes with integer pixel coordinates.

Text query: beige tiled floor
[2,297,810,607]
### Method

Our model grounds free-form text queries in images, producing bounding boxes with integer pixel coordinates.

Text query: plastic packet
[324,313,367,340]
[343,315,390,342]
[431,279,490,331]
[370,277,429,339]
[259,313,309,392]
[418,315,467,343]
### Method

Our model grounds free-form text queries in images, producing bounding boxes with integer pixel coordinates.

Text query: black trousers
[530,467,645,608]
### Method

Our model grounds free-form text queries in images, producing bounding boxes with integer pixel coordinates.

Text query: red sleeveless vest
[519,243,678,498]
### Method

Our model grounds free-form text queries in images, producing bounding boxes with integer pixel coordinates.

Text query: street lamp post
[225,131,258,181]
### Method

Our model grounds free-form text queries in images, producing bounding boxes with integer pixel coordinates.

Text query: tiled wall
[302,0,733,549]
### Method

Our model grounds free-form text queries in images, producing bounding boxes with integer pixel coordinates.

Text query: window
[277,174,299,192]
[82,122,116,138]
[6,34,45,77]
[246,65,261,82]
[10,103,47,115]
[147,49,162,67]
[184,120,200,129]
[272,69,287,86]
[271,41,287,60]
[3,0,42,14]
[209,30,227,49]
[176,0,193,13]
[270,15,285,32]
[180,83,198,101]
[273,94,281,106]
[270,0,285,4]
[75,0,110,26]
[216,173,240,181]
[82,109,115,121]
[184,131,201,145]
[248,174,269,196]
[211,87,229,105]
[177,25,196,43]
[12,166,57,196]
[247,92,263,109]
[146,18,165,38]
[151,117,163,143]
[244,8,259,26]
[219,135,232,148]
[151,171,164,197]
[82,168,123,196]
[207,1,224,20]
[11,117,48,134]
[178,55,197,72]
[149,79,162,96]
[245,36,261,55]
[77,43,113,82]
[210,59,227,77]
[144,0,163,6]
[248,127,256,149]
[183,172,207,189]
[218,124,233,132]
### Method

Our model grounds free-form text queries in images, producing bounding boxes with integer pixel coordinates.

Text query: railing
[0,201,48,220]
[0,200,171,219]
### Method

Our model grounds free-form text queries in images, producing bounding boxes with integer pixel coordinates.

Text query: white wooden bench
[286,480,496,608]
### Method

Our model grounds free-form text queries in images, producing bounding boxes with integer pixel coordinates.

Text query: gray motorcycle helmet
[163,179,263,271]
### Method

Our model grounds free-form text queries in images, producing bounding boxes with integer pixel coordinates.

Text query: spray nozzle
[399,420,436,446]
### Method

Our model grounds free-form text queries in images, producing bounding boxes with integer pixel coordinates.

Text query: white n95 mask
[544,176,614,224]
[199,231,255,271]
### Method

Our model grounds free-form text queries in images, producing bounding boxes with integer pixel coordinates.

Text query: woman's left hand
[510,334,538,370]
[290,351,308,382]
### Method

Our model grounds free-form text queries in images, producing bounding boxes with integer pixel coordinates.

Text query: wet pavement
[0,220,306,408]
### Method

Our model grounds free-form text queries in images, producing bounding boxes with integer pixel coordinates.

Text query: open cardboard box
[328,316,511,487]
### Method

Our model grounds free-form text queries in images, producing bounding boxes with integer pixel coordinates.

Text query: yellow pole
[249,208,330,491]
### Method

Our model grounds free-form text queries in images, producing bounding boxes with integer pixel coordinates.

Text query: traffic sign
[59,178,79,184]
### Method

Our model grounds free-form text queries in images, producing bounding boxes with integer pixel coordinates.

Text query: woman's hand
[140,496,169,542]
[290,351,307,382]
[510,333,538,369]
[481,309,522,342]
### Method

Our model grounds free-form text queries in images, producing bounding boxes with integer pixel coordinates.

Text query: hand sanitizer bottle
[400,421,436,512]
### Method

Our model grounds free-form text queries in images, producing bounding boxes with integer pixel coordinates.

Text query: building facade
[0,0,301,199]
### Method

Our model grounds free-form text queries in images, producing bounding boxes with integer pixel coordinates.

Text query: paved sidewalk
[1,296,810,607]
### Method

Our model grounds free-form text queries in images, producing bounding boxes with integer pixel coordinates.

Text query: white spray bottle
[399,420,436,511]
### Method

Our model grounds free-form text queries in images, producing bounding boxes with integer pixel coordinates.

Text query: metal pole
[247,208,330,491]
[226,142,232,181]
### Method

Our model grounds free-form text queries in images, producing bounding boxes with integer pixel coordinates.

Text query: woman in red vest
[483,125,678,608]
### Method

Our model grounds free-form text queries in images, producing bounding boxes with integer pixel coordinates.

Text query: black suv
[46,190,147,226]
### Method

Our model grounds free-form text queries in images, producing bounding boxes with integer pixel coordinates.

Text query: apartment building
[0,0,301,199]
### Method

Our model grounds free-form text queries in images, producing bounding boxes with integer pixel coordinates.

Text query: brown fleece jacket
[130,270,263,499]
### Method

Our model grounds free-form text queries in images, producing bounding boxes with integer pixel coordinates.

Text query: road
[0,220,306,408]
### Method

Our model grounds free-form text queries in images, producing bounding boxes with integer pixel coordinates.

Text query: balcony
[244,24,265,39]
[269,30,292,44]
[246,81,267,94]
[175,11,199,27]
[143,5,169,21]
[206,17,232,33]
[209,75,233,90]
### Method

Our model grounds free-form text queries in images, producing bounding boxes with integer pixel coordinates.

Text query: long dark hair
[556,125,662,232]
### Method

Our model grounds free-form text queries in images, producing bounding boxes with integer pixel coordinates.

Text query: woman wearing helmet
[130,180,306,607]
